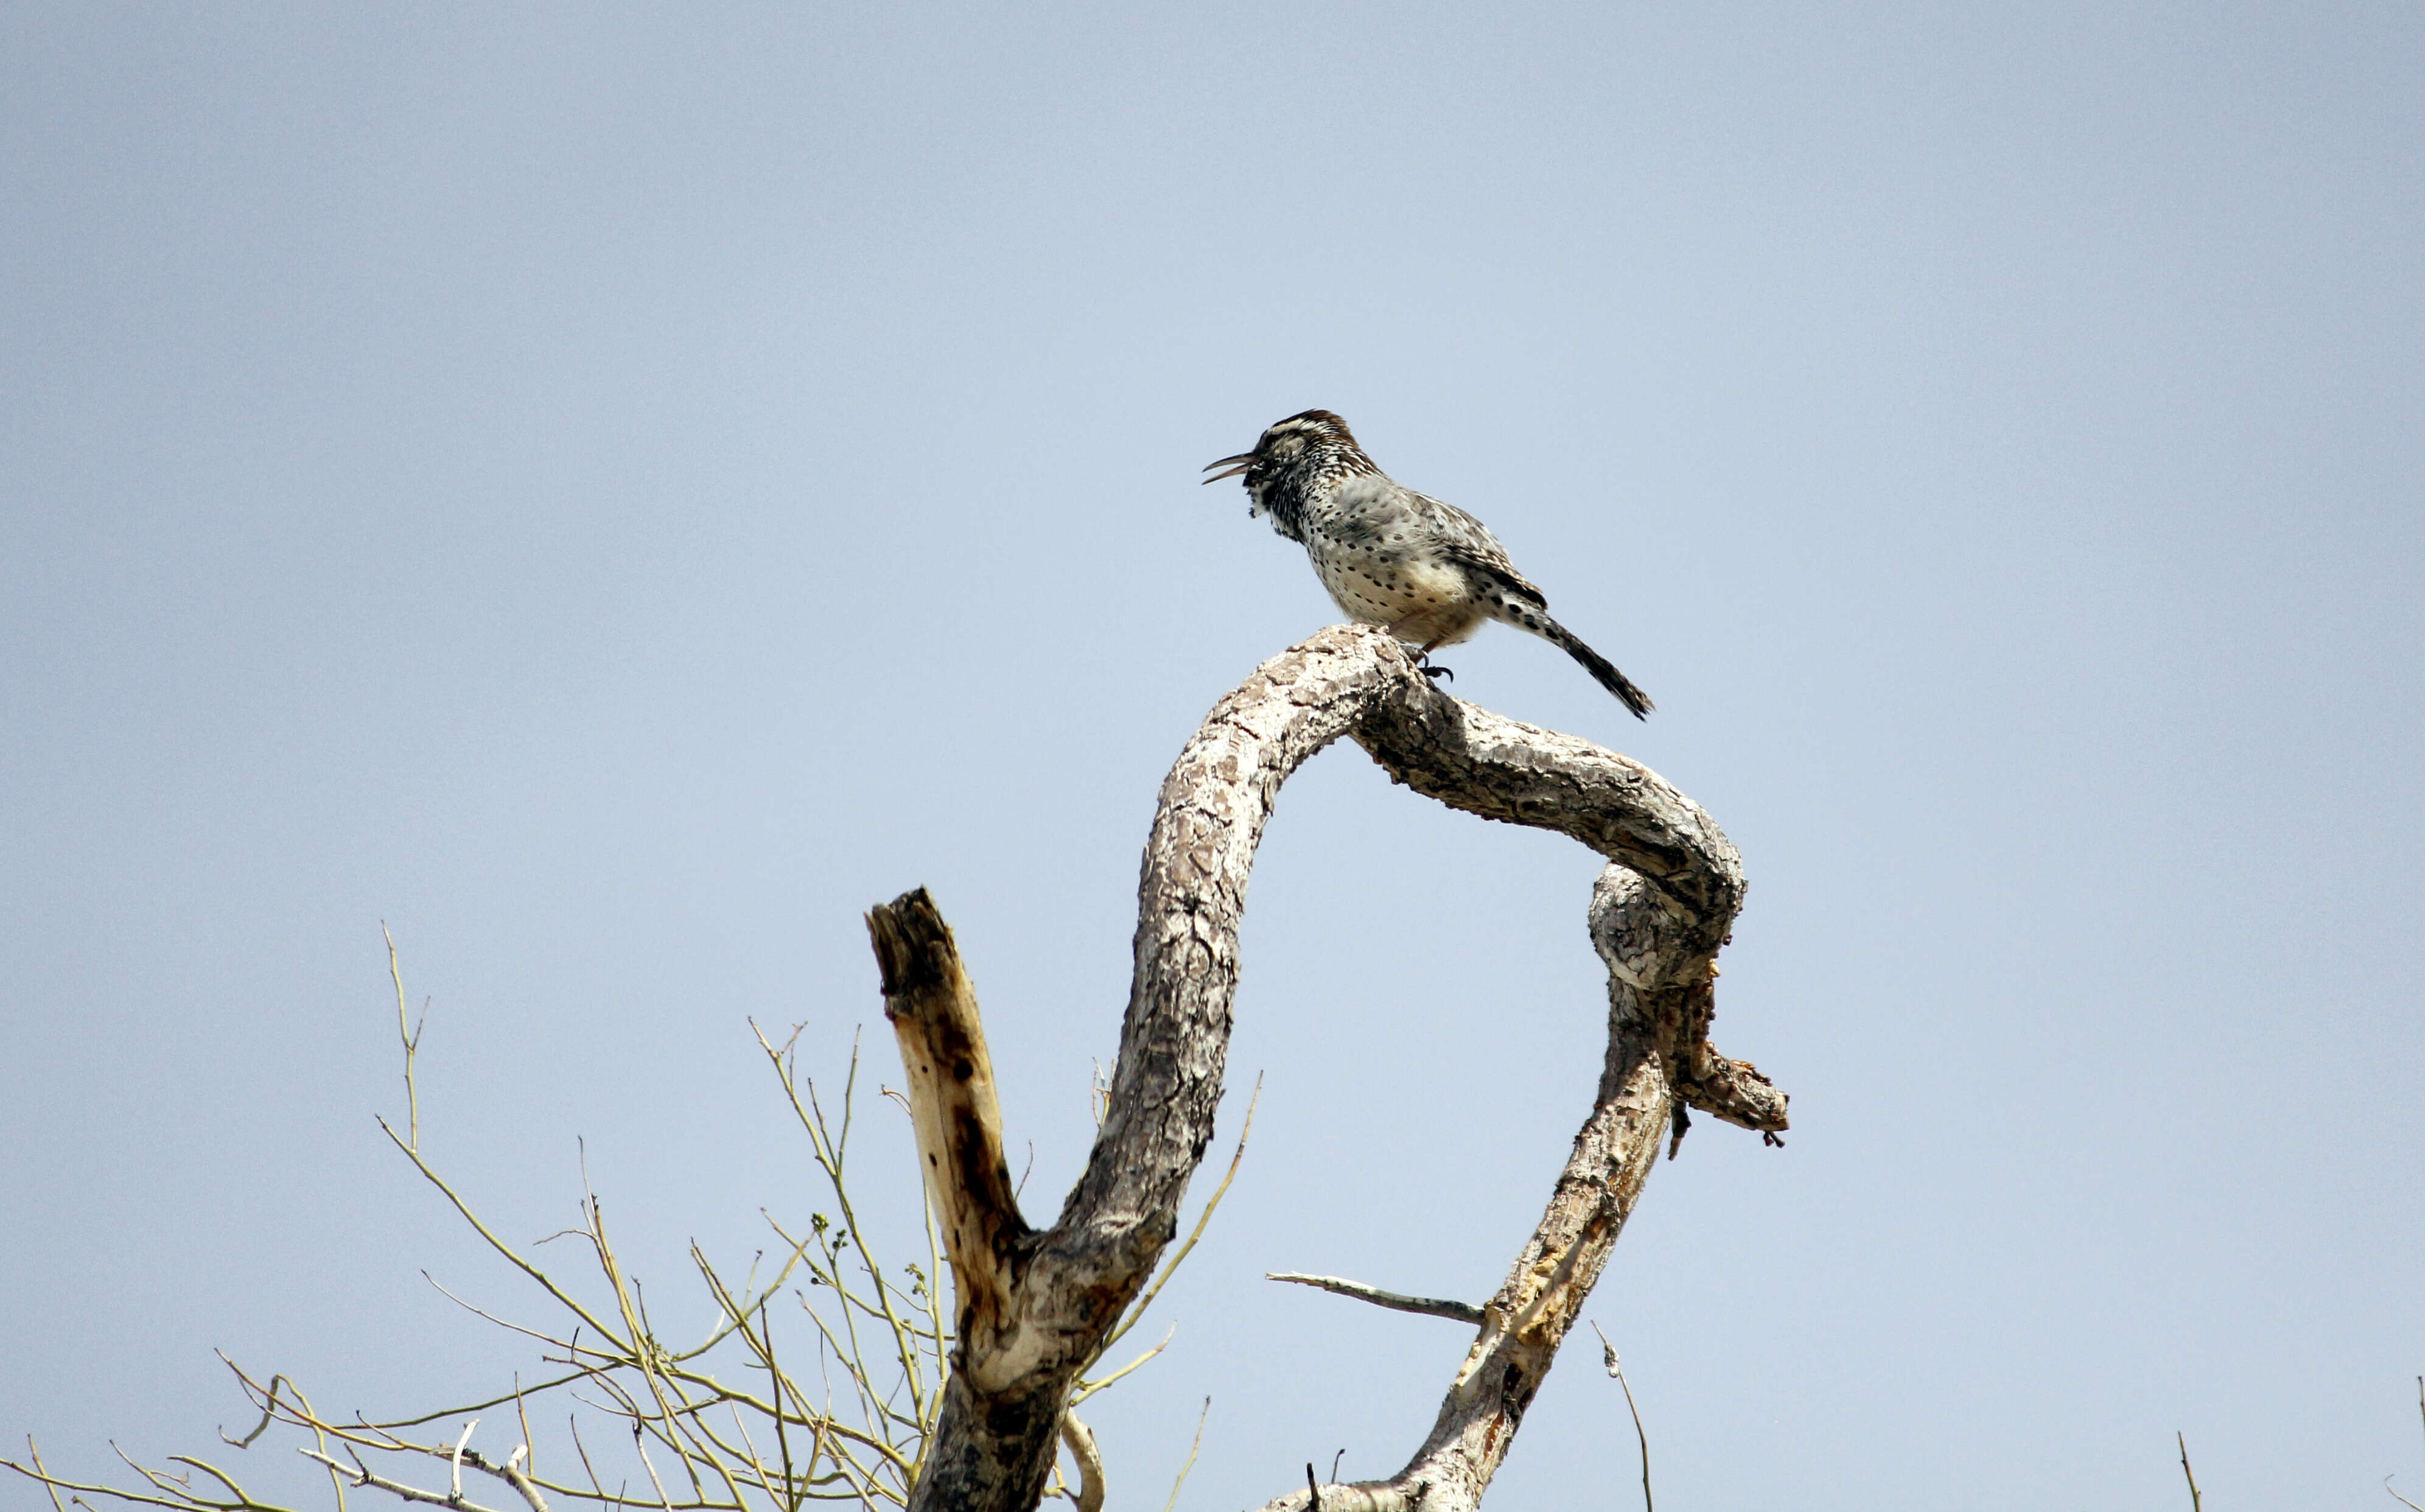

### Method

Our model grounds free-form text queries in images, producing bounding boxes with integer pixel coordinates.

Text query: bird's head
[1202,410,1376,533]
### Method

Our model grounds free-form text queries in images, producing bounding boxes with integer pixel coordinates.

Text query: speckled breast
[1304,532,1486,646]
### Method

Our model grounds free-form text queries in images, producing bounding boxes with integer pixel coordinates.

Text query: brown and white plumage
[1204,410,1653,718]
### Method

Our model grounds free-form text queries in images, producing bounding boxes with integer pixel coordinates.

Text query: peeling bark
[870,623,1785,1512]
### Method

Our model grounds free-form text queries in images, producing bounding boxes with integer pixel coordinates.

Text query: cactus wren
[1203,410,1654,719]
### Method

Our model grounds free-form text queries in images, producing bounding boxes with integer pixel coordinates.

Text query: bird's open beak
[1201,452,1256,484]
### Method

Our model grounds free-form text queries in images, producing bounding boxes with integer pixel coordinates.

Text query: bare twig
[1590,1321,1651,1512]
[1265,1273,1482,1326]
[20,1440,72,1512]
[218,1373,299,1451]
[22,977,952,1512]
[2177,1432,2202,1512]
[449,1422,477,1505]
[382,925,424,1153]
[1160,1399,1209,1512]
[511,1384,538,1496]
[496,1447,549,1512]
[1067,1329,1172,1407]
[299,1447,509,1512]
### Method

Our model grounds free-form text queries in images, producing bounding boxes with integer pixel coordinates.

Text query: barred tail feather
[1531,612,1654,719]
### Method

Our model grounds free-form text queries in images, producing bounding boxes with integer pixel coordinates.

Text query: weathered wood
[866,891,1027,1360]
[1255,874,1697,1511]
[874,623,1783,1512]
[1255,867,1788,1512]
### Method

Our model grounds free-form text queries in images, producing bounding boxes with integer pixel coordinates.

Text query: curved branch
[878,623,1782,1512]
[1057,1413,1104,1512]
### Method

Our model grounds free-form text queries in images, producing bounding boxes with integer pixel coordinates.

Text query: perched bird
[1204,409,1653,718]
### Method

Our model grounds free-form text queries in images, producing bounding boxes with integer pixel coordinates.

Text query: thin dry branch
[1264,1274,1483,1326]
[1590,1321,1653,1512]
[298,1449,509,1512]
[1159,1401,1209,1512]
[12,1005,973,1512]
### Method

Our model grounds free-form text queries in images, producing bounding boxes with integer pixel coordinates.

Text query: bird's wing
[1415,492,1548,606]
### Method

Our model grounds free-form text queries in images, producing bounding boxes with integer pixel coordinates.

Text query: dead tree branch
[1264,1273,1485,1326]
[868,895,1029,1371]
[870,622,1785,1512]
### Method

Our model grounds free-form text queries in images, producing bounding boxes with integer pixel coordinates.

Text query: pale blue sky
[4,4,2421,1508]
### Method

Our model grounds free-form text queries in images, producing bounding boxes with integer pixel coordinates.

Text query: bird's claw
[1419,662,1455,682]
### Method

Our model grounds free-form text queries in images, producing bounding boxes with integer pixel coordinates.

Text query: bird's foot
[1418,658,1455,683]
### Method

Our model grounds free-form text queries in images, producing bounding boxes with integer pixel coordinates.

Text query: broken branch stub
[866,891,1028,1353]
[870,623,1786,1512]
